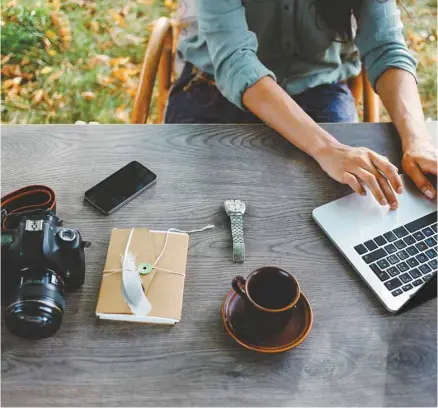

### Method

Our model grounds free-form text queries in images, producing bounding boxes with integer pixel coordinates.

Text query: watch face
[224,199,246,214]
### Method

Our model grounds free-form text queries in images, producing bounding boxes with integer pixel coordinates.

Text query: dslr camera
[1,211,90,339]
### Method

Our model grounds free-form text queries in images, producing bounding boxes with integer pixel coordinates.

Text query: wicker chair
[131,16,380,124]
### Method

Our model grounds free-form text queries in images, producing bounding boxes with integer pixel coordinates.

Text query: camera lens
[4,268,65,340]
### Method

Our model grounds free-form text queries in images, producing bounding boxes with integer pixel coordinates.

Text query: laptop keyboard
[354,211,438,297]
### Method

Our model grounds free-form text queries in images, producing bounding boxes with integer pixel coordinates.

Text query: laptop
[313,174,437,313]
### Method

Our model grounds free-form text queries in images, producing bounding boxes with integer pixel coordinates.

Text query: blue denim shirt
[178,0,417,110]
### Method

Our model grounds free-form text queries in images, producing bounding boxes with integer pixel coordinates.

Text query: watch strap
[230,213,245,263]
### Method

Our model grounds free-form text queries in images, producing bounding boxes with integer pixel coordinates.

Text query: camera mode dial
[58,228,76,243]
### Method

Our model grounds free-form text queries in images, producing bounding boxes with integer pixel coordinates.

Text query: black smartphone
[84,161,157,215]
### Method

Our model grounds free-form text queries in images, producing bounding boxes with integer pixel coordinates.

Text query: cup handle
[232,276,247,298]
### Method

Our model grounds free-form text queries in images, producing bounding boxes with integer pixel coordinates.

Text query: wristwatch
[224,199,246,263]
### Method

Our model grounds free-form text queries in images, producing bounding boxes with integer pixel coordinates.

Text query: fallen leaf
[6,86,20,97]
[111,69,128,82]
[99,40,114,50]
[32,90,45,104]
[43,37,51,50]
[2,64,21,77]
[43,93,54,107]
[48,0,61,10]
[1,55,11,64]
[20,72,34,81]
[46,30,57,39]
[109,9,125,27]
[125,34,144,45]
[115,105,129,123]
[2,77,21,89]
[81,91,96,100]
[48,70,63,81]
[40,67,53,74]
[111,67,140,83]
[165,0,174,9]
[97,74,115,86]
[51,11,72,49]
[19,87,30,97]
[90,20,99,32]
[122,3,132,16]
[87,54,110,68]
[110,57,130,66]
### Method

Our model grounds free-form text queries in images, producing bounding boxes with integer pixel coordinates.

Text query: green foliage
[2,6,49,57]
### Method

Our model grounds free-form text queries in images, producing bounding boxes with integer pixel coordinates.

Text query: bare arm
[376,68,437,198]
[243,76,402,208]
[243,77,338,158]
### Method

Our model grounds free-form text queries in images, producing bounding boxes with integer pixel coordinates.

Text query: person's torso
[243,0,359,77]
[177,0,361,90]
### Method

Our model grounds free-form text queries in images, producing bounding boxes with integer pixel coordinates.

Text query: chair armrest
[131,17,173,124]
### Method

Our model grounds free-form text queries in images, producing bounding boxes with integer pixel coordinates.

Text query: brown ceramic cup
[230,267,301,342]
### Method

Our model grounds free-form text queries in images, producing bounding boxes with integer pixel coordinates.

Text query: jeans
[164,63,358,124]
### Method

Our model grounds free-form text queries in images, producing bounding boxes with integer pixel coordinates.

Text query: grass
[1,0,436,124]
[1,0,174,123]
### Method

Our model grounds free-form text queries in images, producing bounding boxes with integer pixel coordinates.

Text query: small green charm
[138,263,153,275]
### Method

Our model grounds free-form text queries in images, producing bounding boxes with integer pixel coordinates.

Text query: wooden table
[2,123,437,407]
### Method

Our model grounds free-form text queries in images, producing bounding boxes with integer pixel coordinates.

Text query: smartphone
[84,161,157,215]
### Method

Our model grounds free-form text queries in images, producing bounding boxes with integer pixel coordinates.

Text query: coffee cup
[230,266,300,342]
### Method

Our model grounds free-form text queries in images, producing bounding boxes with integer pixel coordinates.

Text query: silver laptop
[313,174,437,313]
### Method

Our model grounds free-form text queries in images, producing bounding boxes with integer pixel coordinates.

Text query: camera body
[1,211,90,339]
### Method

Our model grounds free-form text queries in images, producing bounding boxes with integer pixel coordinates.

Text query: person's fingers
[343,172,366,196]
[354,168,388,206]
[375,172,398,209]
[370,153,403,194]
[418,157,438,175]
[402,157,436,199]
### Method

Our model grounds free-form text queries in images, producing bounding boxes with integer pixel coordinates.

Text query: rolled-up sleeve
[197,0,276,110]
[354,0,417,91]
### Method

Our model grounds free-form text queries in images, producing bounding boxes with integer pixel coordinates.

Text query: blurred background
[1,0,436,124]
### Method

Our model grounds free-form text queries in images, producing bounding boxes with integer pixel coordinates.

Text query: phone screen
[84,161,157,214]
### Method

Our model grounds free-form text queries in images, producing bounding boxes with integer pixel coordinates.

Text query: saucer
[221,289,313,353]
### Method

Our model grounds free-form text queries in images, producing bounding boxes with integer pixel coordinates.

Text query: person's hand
[402,136,437,199]
[315,143,403,209]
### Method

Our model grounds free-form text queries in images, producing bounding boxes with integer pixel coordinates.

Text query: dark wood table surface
[1,123,437,407]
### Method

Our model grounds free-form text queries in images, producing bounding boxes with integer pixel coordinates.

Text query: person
[165,0,437,209]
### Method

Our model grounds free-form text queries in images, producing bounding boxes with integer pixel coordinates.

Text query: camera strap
[1,185,56,231]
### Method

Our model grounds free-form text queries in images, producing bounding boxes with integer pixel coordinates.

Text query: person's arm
[197,0,276,109]
[376,69,437,199]
[199,0,402,208]
[243,77,402,209]
[355,0,436,198]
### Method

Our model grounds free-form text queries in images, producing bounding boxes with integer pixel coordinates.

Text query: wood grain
[1,123,436,407]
